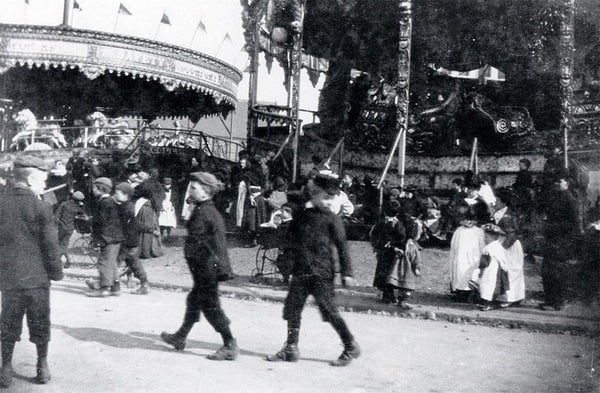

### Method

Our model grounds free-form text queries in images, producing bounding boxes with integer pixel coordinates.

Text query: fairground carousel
[0,0,243,160]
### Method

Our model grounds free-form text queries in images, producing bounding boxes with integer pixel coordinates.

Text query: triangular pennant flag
[224,32,232,42]
[73,0,82,10]
[160,12,171,25]
[118,3,132,16]
[196,20,206,33]
[24,0,30,4]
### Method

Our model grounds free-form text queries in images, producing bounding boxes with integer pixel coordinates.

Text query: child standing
[158,177,177,239]
[86,177,125,297]
[371,200,407,304]
[160,172,238,361]
[55,191,85,268]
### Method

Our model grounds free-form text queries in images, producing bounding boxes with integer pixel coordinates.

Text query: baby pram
[253,225,288,279]
[71,214,99,265]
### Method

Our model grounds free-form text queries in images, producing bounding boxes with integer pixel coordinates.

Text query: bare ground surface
[4,280,599,393]
[65,229,600,335]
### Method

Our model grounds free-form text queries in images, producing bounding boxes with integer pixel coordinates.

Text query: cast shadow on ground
[128,331,330,364]
[52,324,199,356]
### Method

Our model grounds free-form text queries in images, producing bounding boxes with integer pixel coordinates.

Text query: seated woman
[476,224,510,311]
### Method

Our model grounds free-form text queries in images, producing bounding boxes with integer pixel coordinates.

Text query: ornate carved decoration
[0,24,242,106]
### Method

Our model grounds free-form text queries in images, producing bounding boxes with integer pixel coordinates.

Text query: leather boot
[207,339,239,361]
[0,341,14,388]
[0,364,12,388]
[266,342,300,362]
[35,357,51,384]
[330,340,361,367]
[160,332,186,351]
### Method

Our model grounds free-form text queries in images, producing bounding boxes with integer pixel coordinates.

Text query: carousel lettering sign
[147,145,198,155]
[0,25,242,104]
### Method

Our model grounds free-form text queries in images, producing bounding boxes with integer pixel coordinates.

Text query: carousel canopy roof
[0,0,245,117]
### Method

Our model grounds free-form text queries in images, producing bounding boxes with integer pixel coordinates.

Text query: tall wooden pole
[397,1,413,188]
[246,23,260,151]
[290,4,304,184]
[379,0,413,190]
[559,0,575,170]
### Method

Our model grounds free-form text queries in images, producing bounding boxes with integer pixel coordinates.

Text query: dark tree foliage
[299,0,600,133]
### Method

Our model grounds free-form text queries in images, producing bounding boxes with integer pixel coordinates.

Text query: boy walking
[266,173,360,367]
[114,182,151,294]
[161,172,238,360]
[0,156,63,387]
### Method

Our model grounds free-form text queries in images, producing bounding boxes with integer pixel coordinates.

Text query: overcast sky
[0,0,323,123]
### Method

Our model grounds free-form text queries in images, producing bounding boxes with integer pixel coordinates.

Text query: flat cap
[72,191,85,201]
[190,171,221,189]
[14,155,48,171]
[93,177,113,189]
[161,177,172,185]
[115,182,134,197]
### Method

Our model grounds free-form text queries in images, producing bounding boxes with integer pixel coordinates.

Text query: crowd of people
[0,154,363,388]
[0,146,598,388]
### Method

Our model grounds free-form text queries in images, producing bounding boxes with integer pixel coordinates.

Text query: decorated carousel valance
[0,24,242,106]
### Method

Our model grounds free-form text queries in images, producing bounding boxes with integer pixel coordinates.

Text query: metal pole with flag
[215,32,232,58]
[114,2,132,33]
[189,20,207,47]
[155,11,171,39]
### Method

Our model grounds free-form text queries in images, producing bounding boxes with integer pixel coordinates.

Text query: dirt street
[3,280,597,393]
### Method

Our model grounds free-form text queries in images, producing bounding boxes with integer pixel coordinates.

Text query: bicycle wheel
[71,236,99,265]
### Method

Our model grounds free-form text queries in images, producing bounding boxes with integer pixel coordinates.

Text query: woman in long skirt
[494,189,526,304]
[449,201,485,302]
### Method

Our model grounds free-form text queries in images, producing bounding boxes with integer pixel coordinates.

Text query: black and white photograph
[0,0,598,391]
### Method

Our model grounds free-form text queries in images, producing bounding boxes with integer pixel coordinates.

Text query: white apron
[449,225,485,291]
[159,190,177,228]
[478,241,508,301]
[504,240,525,302]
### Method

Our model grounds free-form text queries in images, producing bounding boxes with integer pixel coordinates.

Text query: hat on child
[94,177,113,189]
[72,191,85,201]
[115,182,134,197]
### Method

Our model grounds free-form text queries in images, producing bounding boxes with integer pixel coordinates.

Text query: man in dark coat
[540,175,581,311]
[86,177,125,297]
[161,172,238,361]
[0,155,63,387]
[266,173,360,367]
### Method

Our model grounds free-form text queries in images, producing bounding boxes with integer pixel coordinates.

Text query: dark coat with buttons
[0,184,63,290]
[184,200,233,282]
[284,204,354,281]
